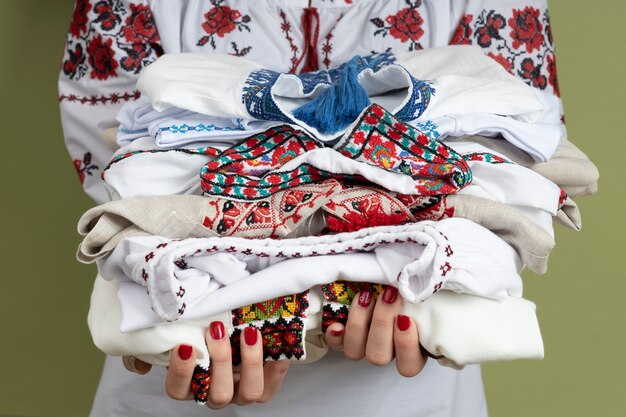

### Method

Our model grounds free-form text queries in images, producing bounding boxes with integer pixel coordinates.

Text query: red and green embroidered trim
[200,104,473,201]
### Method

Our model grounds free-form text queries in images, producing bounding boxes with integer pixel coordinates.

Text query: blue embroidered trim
[155,120,246,138]
[413,120,440,139]
[241,52,397,122]
[394,76,435,122]
[242,69,291,123]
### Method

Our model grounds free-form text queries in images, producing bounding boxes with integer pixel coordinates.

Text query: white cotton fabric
[138,46,543,141]
[97,218,524,331]
[116,97,279,148]
[89,274,542,370]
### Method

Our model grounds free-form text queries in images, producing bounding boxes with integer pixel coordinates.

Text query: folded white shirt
[138,46,542,142]
[98,218,524,331]
[117,97,279,148]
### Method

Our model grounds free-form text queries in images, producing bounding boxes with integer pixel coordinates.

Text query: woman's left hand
[324,286,427,377]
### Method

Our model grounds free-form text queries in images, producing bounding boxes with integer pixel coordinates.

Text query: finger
[122,355,152,375]
[365,286,401,366]
[257,360,291,403]
[343,289,376,361]
[165,344,196,401]
[233,327,264,405]
[324,322,345,352]
[205,321,235,410]
[394,314,427,377]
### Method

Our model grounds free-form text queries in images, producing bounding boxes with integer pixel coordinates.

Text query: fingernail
[397,314,411,331]
[331,329,344,337]
[178,344,193,360]
[244,326,258,346]
[382,287,398,304]
[358,290,372,308]
[210,321,225,341]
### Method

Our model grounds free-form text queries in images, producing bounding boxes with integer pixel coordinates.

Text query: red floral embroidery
[63,43,86,79]
[518,58,547,89]
[546,53,560,97]
[73,152,99,184]
[62,1,162,82]
[70,0,92,37]
[87,34,118,80]
[123,3,159,44]
[94,0,120,31]
[509,7,544,53]
[449,8,558,97]
[487,52,513,73]
[450,14,473,45]
[197,0,251,48]
[371,0,424,51]
[475,11,506,48]
[387,8,424,44]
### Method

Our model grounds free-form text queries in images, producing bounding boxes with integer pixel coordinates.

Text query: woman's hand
[123,322,290,409]
[324,286,427,377]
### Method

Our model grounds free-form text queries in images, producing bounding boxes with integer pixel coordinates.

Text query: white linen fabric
[89,275,543,370]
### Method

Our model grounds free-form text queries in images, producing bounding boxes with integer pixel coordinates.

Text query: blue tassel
[293,57,371,135]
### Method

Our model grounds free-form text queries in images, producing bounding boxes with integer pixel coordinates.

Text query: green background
[0,1,623,416]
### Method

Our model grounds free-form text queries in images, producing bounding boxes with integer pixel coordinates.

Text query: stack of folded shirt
[78,45,598,404]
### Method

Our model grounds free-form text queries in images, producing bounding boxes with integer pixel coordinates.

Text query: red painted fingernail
[382,287,398,304]
[210,321,225,341]
[178,344,193,360]
[331,329,344,337]
[397,315,411,331]
[244,326,258,346]
[358,290,372,308]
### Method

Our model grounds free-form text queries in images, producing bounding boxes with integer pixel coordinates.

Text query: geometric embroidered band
[200,104,475,200]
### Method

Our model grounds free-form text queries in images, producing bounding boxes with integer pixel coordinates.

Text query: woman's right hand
[123,321,290,409]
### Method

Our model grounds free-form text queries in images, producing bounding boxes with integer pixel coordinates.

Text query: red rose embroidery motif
[69,0,92,37]
[93,0,120,31]
[487,52,513,73]
[197,0,251,48]
[370,1,424,51]
[450,14,473,45]
[386,8,424,44]
[518,58,547,89]
[509,7,544,53]
[87,34,118,79]
[123,3,160,44]
[546,53,560,97]
[475,11,506,48]
[62,1,162,83]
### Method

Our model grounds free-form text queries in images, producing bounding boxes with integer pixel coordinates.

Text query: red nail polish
[244,326,258,346]
[210,321,225,341]
[178,344,193,360]
[331,329,344,337]
[358,290,372,308]
[397,315,411,331]
[382,287,398,304]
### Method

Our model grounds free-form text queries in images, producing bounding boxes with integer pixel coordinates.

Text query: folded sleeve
[58,0,163,203]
